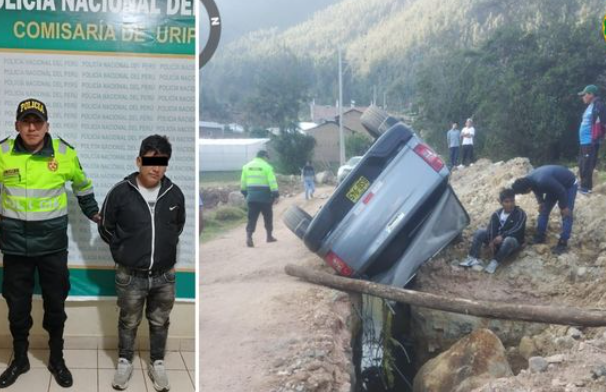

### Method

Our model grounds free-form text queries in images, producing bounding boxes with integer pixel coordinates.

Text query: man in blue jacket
[460,188,526,274]
[512,165,577,254]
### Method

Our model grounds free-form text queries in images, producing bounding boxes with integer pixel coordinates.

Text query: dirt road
[199,188,354,392]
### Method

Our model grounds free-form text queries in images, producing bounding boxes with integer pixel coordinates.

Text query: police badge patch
[48,158,58,172]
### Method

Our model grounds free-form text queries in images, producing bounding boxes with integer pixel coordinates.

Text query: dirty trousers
[115,265,176,362]
[468,229,520,262]
[2,250,70,361]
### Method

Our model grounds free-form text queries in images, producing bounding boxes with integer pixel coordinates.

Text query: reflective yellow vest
[241,157,278,203]
[0,134,97,256]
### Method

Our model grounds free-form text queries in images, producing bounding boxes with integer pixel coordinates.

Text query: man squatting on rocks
[512,165,577,255]
[459,188,526,274]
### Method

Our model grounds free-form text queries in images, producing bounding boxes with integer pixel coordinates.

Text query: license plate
[346,176,370,203]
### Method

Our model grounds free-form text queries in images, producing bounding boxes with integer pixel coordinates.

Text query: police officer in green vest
[241,150,279,247]
[0,99,100,388]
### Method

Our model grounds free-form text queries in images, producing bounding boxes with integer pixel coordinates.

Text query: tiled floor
[0,349,195,391]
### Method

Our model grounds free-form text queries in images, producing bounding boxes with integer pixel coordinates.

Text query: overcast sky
[200,0,338,47]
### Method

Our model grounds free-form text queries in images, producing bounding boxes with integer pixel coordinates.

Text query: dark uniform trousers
[579,143,600,190]
[2,250,70,361]
[246,202,273,235]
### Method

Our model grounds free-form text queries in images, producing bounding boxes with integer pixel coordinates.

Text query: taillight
[414,143,445,172]
[325,251,354,276]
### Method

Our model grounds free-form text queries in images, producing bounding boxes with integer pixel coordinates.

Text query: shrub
[214,206,246,221]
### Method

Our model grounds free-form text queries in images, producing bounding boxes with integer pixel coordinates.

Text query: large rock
[413,328,513,392]
[411,307,547,367]
[316,171,335,184]
[227,191,246,208]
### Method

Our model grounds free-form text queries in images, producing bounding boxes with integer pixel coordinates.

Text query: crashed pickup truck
[284,106,469,287]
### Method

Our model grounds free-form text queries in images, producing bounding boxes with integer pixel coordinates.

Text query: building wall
[341,110,370,136]
[307,123,355,165]
[199,139,269,172]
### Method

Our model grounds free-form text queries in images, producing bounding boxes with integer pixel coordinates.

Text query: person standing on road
[461,118,476,167]
[459,188,526,274]
[0,98,101,389]
[512,165,577,255]
[99,135,186,391]
[301,161,316,200]
[577,84,606,195]
[241,150,279,247]
[446,122,460,169]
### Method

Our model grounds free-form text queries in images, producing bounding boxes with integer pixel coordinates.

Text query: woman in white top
[461,118,475,166]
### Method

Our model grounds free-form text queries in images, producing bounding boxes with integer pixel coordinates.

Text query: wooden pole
[285,264,606,327]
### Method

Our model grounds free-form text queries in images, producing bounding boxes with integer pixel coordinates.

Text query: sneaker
[148,360,170,392]
[246,235,254,248]
[112,358,133,390]
[579,188,592,196]
[553,240,568,255]
[484,259,499,274]
[459,256,482,267]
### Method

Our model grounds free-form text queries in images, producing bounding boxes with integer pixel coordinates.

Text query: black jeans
[461,145,474,166]
[579,143,600,190]
[246,202,273,235]
[115,265,176,362]
[2,250,70,361]
[468,229,520,262]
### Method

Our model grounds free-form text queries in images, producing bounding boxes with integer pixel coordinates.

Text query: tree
[346,133,373,157]
[270,131,316,174]
[413,20,606,164]
[243,50,312,131]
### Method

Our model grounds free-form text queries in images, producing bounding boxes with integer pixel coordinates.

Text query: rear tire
[283,205,312,240]
[361,105,397,139]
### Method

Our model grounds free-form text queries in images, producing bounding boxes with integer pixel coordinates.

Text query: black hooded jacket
[486,206,527,244]
[99,173,185,270]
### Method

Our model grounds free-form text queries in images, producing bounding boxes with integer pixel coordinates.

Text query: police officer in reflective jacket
[0,99,100,388]
[241,150,279,247]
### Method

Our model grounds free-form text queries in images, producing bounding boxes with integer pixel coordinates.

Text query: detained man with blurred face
[99,135,186,391]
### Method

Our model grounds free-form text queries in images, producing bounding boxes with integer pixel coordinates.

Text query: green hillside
[202,0,606,164]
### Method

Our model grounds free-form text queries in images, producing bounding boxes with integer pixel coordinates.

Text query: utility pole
[338,48,345,166]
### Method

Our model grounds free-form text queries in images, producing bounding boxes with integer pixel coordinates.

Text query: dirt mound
[411,158,606,389]
[416,158,606,306]
[471,332,606,392]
